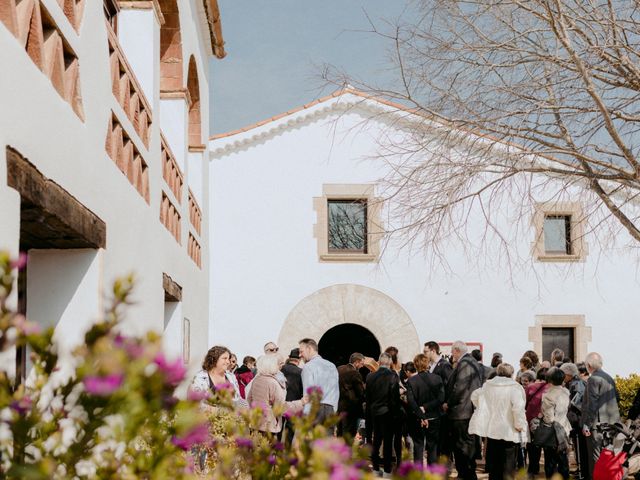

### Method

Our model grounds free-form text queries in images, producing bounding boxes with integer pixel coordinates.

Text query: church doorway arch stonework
[277,284,420,363]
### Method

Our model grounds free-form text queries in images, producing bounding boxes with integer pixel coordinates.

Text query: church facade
[0,0,223,377]
[209,89,640,376]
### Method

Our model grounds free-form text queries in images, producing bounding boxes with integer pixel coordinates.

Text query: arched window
[186,56,201,147]
[159,0,183,91]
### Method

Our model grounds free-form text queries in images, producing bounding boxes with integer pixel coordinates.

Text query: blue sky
[209,1,410,135]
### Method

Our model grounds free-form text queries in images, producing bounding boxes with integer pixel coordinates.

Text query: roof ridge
[209,87,415,141]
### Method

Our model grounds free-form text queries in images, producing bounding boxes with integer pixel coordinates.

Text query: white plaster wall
[163,301,183,361]
[210,108,640,376]
[187,151,204,205]
[118,9,158,104]
[26,249,101,374]
[160,99,187,171]
[0,0,211,375]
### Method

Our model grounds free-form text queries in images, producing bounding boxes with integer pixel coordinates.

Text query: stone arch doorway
[318,323,381,367]
[277,284,420,363]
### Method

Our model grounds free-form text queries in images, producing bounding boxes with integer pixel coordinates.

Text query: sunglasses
[266,347,279,353]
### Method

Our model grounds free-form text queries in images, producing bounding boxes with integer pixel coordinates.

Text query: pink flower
[83,374,124,396]
[426,464,448,475]
[114,334,145,358]
[397,461,424,476]
[306,385,323,398]
[213,381,234,392]
[10,395,32,414]
[10,252,27,271]
[312,438,351,462]
[235,437,253,449]
[154,353,187,387]
[13,315,41,336]
[330,464,363,480]
[187,389,211,402]
[171,423,209,450]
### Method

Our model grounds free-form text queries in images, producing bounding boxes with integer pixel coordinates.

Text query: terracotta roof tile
[209,87,416,141]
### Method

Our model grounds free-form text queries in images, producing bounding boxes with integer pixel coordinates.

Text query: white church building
[0,0,223,378]
[209,89,640,376]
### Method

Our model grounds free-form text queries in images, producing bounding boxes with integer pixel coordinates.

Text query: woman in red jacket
[235,355,256,399]
[525,367,549,477]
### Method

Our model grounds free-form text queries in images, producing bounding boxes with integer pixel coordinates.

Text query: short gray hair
[496,363,514,378]
[378,352,392,366]
[585,352,603,371]
[256,354,280,376]
[520,371,535,383]
[349,352,365,364]
[451,341,468,355]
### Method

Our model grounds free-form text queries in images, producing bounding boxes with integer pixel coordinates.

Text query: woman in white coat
[469,363,528,480]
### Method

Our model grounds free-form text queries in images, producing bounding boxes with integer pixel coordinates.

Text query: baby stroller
[593,420,640,480]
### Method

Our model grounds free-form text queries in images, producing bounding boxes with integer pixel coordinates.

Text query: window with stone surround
[532,202,588,262]
[529,315,591,363]
[328,200,367,253]
[313,185,382,262]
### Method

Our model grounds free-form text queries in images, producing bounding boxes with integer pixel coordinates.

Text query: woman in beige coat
[469,363,527,480]
[247,354,307,434]
[541,367,571,479]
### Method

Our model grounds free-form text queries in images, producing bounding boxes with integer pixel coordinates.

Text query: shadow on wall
[26,249,100,366]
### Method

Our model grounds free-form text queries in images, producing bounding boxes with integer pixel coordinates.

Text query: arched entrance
[318,323,381,367]
[277,284,420,363]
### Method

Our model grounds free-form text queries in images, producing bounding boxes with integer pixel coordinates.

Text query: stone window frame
[313,184,383,263]
[528,314,591,363]
[532,201,588,262]
[182,317,190,364]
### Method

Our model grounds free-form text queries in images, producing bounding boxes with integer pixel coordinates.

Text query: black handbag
[532,421,557,449]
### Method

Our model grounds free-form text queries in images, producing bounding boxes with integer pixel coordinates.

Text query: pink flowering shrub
[0,252,448,479]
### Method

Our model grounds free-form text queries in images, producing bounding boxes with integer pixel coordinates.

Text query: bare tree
[325,0,640,264]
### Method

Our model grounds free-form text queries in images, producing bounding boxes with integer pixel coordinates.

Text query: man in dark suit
[281,348,303,401]
[424,341,454,461]
[581,352,620,479]
[366,352,401,477]
[337,352,365,441]
[281,348,303,445]
[445,341,483,480]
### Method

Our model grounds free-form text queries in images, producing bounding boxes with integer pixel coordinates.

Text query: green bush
[615,374,640,419]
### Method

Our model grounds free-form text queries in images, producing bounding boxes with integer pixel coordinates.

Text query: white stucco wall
[0,0,213,376]
[209,101,640,376]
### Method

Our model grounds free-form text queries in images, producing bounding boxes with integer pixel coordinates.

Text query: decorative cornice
[118,0,164,25]
[203,0,225,59]
[160,88,192,105]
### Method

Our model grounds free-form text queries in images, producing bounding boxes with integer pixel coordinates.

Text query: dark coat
[281,362,303,401]
[365,367,401,418]
[406,371,445,420]
[432,356,453,387]
[566,376,586,430]
[581,369,620,429]
[480,364,493,384]
[446,353,483,420]
[337,363,365,415]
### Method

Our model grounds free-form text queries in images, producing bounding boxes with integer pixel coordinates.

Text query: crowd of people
[188,339,639,479]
